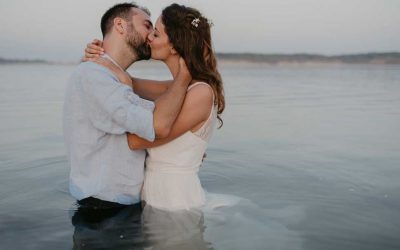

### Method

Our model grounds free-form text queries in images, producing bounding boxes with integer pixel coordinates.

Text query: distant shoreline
[1,52,400,65]
[216,52,400,65]
[0,58,50,65]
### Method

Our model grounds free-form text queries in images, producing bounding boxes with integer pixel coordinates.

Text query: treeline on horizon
[1,52,400,64]
[0,58,48,64]
[216,52,400,64]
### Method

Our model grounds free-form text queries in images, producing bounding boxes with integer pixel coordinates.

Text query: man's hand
[176,58,192,86]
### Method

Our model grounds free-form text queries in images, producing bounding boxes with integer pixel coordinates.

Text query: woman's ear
[170,47,177,55]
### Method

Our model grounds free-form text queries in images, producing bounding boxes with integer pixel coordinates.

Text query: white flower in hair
[191,18,200,27]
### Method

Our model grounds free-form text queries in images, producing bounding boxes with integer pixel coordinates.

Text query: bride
[85,3,225,211]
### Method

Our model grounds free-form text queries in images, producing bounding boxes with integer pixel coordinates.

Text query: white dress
[142,82,218,211]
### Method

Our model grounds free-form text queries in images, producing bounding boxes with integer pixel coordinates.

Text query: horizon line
[1,51,400,64]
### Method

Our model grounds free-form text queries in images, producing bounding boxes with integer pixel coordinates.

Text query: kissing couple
[63,2,225,213]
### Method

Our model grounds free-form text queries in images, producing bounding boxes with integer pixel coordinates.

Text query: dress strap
[187,82,210,91]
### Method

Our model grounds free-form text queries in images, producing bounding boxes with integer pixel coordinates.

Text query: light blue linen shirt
[63,59,155,205]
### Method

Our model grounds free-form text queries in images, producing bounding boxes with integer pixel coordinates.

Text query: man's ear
[114,17,125,34]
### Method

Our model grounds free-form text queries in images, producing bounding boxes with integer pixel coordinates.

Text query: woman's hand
[89,57,133,87]
[83,39,104,61]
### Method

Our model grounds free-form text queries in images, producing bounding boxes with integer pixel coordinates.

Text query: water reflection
[142,206,213,250]
[71,204,213,250]
[71,204,145,249]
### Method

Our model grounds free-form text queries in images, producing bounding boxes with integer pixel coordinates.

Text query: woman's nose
[147,33,154,43]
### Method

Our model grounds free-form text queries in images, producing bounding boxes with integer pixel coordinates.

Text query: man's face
[125,8,153,61]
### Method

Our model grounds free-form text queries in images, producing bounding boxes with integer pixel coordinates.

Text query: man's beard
[126,24,151,61]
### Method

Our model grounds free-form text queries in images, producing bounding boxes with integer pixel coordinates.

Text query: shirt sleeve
[80,64,155,141]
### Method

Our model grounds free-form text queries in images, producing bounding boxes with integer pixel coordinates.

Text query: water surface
[0,62,399,249]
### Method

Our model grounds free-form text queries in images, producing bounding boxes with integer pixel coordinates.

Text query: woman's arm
[127,84,214,149]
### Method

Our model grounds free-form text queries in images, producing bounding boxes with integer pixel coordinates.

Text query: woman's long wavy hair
[162,4,225,127]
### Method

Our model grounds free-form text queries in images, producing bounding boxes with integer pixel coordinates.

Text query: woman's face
[148,16,174,61]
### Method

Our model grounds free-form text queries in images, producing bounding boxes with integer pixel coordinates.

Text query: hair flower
[191,18,200,27]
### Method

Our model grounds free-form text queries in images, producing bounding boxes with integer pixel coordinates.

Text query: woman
[85,4,225,211]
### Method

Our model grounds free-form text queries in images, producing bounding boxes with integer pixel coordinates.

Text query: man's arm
[81,63,155,141]
[85,57,191,140]
[131,77,172,101]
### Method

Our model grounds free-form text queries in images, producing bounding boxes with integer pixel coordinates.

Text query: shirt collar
[102,53,125,72]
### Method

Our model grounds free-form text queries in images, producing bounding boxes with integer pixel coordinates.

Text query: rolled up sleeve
[81,65,155,141]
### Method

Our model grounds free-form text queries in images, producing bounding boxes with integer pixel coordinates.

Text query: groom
[63,3,191,209]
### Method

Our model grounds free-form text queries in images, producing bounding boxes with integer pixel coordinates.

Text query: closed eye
[144,20,153,31]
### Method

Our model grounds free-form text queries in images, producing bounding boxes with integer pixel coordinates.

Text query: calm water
[0,62,399,249]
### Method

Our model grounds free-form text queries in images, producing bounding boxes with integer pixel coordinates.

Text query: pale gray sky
[0,0,399,62]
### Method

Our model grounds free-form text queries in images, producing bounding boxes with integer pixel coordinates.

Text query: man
[63,3,191,209]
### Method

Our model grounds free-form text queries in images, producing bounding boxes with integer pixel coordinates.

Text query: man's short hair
[100,2,150,37]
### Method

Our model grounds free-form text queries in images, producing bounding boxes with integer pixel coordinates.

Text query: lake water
[0,62,399,249]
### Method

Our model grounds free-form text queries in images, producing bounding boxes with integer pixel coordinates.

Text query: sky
[0,0,399,62]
